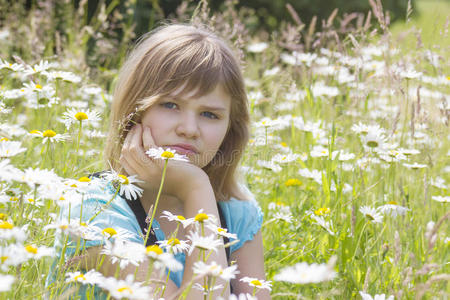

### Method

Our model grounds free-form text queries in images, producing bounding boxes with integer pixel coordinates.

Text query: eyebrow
[166,97,228,112]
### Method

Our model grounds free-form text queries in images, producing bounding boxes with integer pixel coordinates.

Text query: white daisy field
[0,0,449,299]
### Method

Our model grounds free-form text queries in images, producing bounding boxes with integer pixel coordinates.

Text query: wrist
[176,172,212,199]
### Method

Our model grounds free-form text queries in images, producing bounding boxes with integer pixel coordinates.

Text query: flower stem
[144,159,169,246]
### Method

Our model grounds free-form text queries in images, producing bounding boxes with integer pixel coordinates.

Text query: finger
[122,124,137,152]
[142,125,155,151]
[119,154,138,177]
[128,124,154,167]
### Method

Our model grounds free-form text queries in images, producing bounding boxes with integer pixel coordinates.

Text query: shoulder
[218,195,263,253]
[57,177,143,249]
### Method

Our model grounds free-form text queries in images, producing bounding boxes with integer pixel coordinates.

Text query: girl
[50,23,269,299]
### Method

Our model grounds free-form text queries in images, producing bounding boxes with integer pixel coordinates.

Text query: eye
[201,111,219,119]
[161,102,178,109]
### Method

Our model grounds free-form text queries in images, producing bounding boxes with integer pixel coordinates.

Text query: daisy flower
[308,213,335,236]
[157,237,190,255]
[193,209,218,226]
[65,270,104,285]
[273,258,336,284]
[298,168,322,185]
[146,147,189,162]
[361,130,386,150]
[18,167,61,188]
[101,240,146,269]
[0,222,27,241]
[0,274,15,292]
[0,140,26,158]
[359,291,394,300]
[145,246,183,272]
[256,160,282,173]
[240,277,272,291]
[271,152,302,163]
[98,274,151,300]
[160,210,194,228]
[0,245,29,270]
[193,261,239,281]
[23,60,56,75]
[187,232,223,255]
[29,129,69,144]
[0,59,24,72]
[61,108,100,129]
[378,203,410,217]
[402,162,427,169]
[431,195,449,203]
[247,42,268,53]
[359,206,383,223]
[193,282,224,294]
[42,70,81,83]
[206,223,238,240]
[23,244,55,259]
[102,171,144,201]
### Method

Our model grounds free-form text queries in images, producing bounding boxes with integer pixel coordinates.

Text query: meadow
[0,0,449,299]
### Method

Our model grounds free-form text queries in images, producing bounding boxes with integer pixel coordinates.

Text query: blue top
[47,177,263,298]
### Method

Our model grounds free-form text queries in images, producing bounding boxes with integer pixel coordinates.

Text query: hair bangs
[155,40,227,100]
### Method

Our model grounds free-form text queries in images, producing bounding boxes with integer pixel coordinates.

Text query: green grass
[391,0,450,57]
[0,1,449,299]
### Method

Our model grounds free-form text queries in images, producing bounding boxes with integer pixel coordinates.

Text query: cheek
[141,112,166,145]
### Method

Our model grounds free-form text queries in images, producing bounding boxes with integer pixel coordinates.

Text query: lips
[167,144,198,155]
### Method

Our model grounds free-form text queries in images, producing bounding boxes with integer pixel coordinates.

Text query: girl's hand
[119,124,210,200]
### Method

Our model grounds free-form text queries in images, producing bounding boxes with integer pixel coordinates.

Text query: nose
[175,111,200,139]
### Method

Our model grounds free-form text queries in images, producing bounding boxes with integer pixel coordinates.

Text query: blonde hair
[104,23,250,201]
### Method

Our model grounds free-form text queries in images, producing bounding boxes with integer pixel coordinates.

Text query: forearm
[181,184,230,299]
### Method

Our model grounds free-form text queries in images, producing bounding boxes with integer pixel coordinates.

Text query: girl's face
[141,84,231,168]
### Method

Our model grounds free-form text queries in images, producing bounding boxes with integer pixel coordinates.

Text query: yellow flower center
[102,227,117,237]
[75,112,88,121]
[118,174,129,185]
[27,198,34,203]
[25,245,38,254]
[0,213,7,221]
[59,224,68,230]
[194,213,209,222]
[78,176,91,182]
[146,245,163,255]
[29,130,40,134]
[365,214,375,221]
[168,238,180,246]
[59,196,65,201]
[250,279,262,286]
[9,197,19,202]
[285,178,302,187]
[0,221,13,229]
[176,215,186,221]
[42,130,56,137]
[0,137,8,141]
[388,201,398,205]
[161,151,174,159]
[217,227,226,233]
[280,142,287,147]
[35,84,42,89]
[74,274,86,281]
[366,140,379,148]
[314,207,330,216]
[117,286,133,293]
[1,256,8,263]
